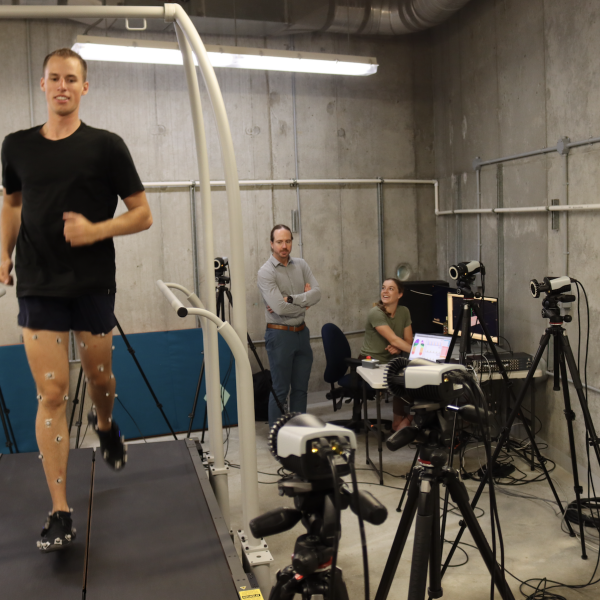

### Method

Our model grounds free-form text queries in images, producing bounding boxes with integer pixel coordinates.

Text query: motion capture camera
[384,357,468,406]
[214,256,228,277]
[448,260,484,281]
[530,276,572,298]
[269,413,357,480]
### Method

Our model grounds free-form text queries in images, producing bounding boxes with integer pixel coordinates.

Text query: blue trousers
[264,326,313,427]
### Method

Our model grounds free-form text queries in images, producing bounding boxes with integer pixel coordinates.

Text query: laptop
[409,334,451,363]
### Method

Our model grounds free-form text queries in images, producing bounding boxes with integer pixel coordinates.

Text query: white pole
[0,6,164,19]
[172,5,261,540]
[174,22,230,529]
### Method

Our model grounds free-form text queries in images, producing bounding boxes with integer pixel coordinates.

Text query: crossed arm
[0,189,152,285]
[375,324,414,355]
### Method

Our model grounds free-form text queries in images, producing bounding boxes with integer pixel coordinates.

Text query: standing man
[257,225,321,427]
[0,49,152,552]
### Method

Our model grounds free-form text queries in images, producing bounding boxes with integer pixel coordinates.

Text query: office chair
[321,323,372,431]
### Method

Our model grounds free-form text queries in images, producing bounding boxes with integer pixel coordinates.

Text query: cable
[115,395,147,442]
[349,451,370,600]
[327,455,342,600]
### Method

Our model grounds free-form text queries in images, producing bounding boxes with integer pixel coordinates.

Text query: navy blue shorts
[17,295,116,335]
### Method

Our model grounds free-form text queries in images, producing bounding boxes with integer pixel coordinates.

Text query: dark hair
[43,48,88,82]
[270,224,293,242]
[374,278,405,316]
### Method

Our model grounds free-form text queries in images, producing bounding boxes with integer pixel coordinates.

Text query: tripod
[0,382,18,453]
[191,274,288,441]
[445,290,600,564]
[376,427,514,600]
[443,277,567,527]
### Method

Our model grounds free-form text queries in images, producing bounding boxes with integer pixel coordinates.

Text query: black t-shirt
[1,122,144,297]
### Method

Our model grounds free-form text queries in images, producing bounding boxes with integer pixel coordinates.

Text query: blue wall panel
[0,328,237,453]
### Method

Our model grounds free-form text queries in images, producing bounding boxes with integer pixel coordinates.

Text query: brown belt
[267,323,306,333]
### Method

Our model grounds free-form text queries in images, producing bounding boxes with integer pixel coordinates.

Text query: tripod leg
[560,332,600,467]
[397,448,419,512]
[68,366,84,434]
[446,472,515,600]
[458,301,471,362]
[75,380,87,449]
[407,477,436,600]
[0,387,14,453]
[332,567,350,600]
[445,307,463,363]
[558,349,588,557]
[375,468,421,600]
[187,358,205,438]
[428,477,443,599]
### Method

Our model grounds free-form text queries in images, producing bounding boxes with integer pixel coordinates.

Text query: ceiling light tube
[72,35,378,76]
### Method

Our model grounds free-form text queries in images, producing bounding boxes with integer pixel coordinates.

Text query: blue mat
[0,328,237,453]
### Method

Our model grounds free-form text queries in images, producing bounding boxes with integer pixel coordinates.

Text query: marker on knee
[37,393,43,403]
[45,372,54,380]
[45,418,52,428]
[63,395,69,403]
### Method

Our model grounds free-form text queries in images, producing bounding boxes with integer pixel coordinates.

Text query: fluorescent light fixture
[72,35,378,76]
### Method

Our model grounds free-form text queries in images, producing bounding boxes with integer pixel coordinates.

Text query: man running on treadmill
[0,49,152,552]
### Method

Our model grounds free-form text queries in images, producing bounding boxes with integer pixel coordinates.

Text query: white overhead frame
[0,3,269,592]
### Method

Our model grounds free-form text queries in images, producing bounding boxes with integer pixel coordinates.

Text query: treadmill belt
[0,449,93,599]
[85,441,240,599]
[0,441,248,599]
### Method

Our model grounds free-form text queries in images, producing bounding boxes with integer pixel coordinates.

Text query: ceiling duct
[6,0,472,36]
[287,0,473,36]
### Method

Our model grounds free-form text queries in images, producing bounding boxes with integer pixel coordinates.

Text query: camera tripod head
[531,276,577,324]
[539,293,575,324]
[449,261,485,297]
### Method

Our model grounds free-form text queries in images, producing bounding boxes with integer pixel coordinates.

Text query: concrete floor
[76,391,600,599]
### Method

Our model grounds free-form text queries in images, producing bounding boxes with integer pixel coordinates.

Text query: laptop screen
[409,334,451,362]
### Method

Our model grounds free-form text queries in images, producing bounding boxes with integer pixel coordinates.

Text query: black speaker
[398,280,450,334]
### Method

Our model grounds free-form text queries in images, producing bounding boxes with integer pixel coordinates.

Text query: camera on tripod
[530,276,576,323]
[250,414,387,599]
[214,256,230,284]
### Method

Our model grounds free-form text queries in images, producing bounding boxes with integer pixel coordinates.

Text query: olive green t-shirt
[360,305,412,363]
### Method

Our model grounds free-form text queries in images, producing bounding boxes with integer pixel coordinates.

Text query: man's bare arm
[0,189,22,285]
[63,190,153,247]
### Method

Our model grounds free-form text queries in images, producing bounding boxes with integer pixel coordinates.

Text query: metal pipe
[0,6,165,19]
[454,208,494,214]
[494,206,548,214]
[476,168,481,262]
[377,180,384,287]
[188,185,200,298]
[478,146,556,168]
[562,153,569,275]
[291,71,303,257]
[175,22,230,528]
[567,137,600,150]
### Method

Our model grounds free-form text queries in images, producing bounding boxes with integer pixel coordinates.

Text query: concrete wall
[0,18,436,394]
[431,0,600,476]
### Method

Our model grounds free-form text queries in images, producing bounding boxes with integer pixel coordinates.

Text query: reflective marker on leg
[37,394,43,403]
[45,372,54,380]
[45,419,52,428]
[56,478,63,484]
[32,334,38,340]
[80,342,86,349]
[38,453,44,460]
[55,435,63,443]
[63,395,69,402]
[56,337,62,344]
[97,364,104,372]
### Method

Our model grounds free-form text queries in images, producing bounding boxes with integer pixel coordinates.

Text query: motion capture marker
[32,334,38,340]
[56,478,63,484]
[101,333,106,337]
[56,337,62,344]
[98,364,105,372]
[45,372,55,380]
[55,435,63,443]
[63,395,69,402]
[110,373,115,379]
[45,419,52,428]
[37,393,43,402]
[80,342,87,349]
[105,392,110,397]
[38,453,43,460]
[112,346,115,350]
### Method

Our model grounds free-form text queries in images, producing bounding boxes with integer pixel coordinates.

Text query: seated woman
[360,278,414,431]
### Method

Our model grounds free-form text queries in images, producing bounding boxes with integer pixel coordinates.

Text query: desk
[357,363,546,483]
[357,366,388,484]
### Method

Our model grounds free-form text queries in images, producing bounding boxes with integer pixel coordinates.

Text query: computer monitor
[409,334,452,362]
[447,294,499,344]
